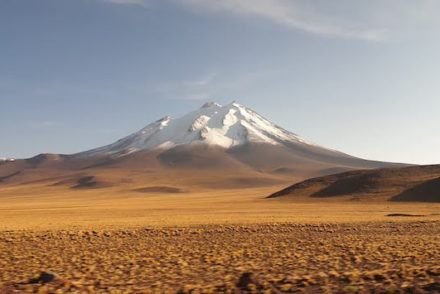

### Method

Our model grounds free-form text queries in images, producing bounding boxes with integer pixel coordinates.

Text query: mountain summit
[77,102,326,157]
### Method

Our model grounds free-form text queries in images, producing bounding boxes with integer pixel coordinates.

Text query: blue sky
[1,0,439,164]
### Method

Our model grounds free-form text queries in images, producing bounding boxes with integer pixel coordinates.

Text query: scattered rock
[423,282,440,292]
[29,271,59,284]
[236,272,255,290]
[386,213,426,217]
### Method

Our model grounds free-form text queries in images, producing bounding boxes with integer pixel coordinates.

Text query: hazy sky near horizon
[1,0,439,164]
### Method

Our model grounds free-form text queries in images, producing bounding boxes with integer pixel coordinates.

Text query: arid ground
[0,182,439,293]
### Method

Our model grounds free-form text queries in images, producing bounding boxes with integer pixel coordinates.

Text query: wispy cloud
[100,0,440,41]
[181,72,216,88]
[155,73,217,101]
[102,0,150,7]
[154,70,276,101]
[176,0,388,41]
[29,121,64,128]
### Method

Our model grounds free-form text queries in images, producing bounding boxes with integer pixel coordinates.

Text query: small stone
[236,272,254,290]
[29,271,59,284]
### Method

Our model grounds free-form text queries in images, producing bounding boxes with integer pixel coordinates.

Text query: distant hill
[268,165,440,202]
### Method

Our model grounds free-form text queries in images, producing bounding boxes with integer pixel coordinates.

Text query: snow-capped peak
[0,157,15,162]
[76,101,317,157]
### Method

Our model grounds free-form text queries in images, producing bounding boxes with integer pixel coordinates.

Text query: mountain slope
[267,165,440,202]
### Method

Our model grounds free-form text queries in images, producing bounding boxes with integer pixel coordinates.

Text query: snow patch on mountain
[190,115,210,132]
[0,157,15,162]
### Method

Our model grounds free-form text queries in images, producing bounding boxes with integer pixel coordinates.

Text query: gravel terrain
[1,221,439,293]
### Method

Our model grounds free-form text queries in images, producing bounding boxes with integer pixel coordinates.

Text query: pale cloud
[154,70,276,101]
[155,73,217,101]
[175,0,440,41]
[181,72,216,88]
[30,121,64,128]
[99,0,440,41]
[176,0,388,41]
[102,0,150,7]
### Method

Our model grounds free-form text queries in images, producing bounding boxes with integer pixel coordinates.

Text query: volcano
[0,102,403,190]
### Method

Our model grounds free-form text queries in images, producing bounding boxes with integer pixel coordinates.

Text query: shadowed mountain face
[391,177,440,202]
[268,165,440,202]
[0,102,404,190]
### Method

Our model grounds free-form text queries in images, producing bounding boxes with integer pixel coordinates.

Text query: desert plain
[0,175,439,293]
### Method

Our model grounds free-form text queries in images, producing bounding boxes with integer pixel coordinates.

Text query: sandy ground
[0,184,439,230]
[0,185,439,293]
[1,222,439,293]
